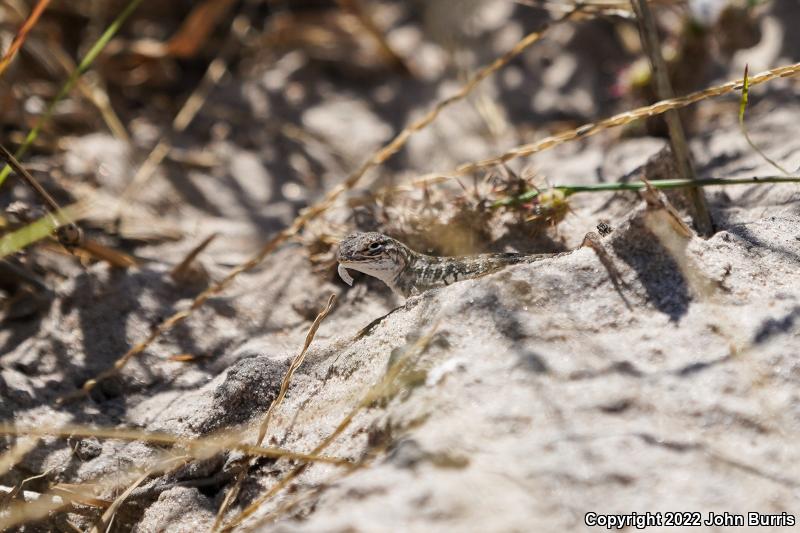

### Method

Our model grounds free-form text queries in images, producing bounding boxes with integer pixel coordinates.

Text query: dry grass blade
[166,0,237,58]
[1,470,61,509]
[0,437,39,477]
[0,0,50,79]
[78,239,138,268]
[0,489,72,530]
[0,423,349,529]
[48,45,131,143]
[630,0,711,235]
[212,294,337,532]
[0,436,350,531]
[88,461,179,533]
[257,294,337,445]
[62,8,578,403]
[738,64,792,175]
[0,423,349,465]
[0,498,69,529]
[48,485,111,509]
[118,8,251,209]
[170,233,218,281]
[0,0,144,188]
[224,322,441,531]
[0,459,176,531]
[451,61,800,176]
[337,0,411,73]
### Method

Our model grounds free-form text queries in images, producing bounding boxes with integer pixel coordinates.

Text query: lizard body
[337,232,566,297]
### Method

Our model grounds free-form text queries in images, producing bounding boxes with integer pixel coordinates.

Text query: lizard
[337,231,575,298]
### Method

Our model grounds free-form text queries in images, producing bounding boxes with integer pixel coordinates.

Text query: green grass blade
[493,176,800,207]
[738,64,749,123]
[0,203,85,259]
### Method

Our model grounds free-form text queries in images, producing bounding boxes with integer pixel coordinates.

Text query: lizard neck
[387,249,426,297]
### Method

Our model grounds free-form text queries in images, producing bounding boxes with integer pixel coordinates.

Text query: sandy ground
[1,1,800,531]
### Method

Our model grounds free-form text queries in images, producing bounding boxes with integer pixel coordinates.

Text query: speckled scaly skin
[337,232,564,297]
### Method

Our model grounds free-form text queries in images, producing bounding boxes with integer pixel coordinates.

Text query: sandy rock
[133,486,215,533]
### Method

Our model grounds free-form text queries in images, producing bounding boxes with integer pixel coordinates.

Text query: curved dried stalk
[0,437,39,477]
[0,0,144,188]
[223,322,441,531]
[59,8,578,403]
[0,455,181,531]
[211,294,337,531]
[0,0,51,78]
[451,61,800,176]
[0,423,349,465]
[738,64,793,175]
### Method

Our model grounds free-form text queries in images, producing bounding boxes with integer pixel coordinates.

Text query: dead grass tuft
[212,294,337,531]
[3,2,799,530]
[223,322,442,531]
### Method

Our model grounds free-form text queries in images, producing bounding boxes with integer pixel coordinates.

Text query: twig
[738,64,792,175]
[211,294,337,532]
[170,233,218,281]
[0,143,62,213]
[0,0,144,187]
[0,0,51,78]
[57,8,578,403]
[116,6,252,211]
[0,423,349,465]
[223,323,440,531]
[451,61,800,176]
[630,0,712,235]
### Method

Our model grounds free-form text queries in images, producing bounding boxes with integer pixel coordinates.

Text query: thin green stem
[494,176,800,206]
[0,0,143,187]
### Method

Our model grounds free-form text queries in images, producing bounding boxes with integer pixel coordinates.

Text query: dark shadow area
[610,218,690,321]
[753,305,800,344]
[715,212,800,264]
[477,292,550,374]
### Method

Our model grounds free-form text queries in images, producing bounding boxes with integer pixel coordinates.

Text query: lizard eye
[368,242,382,251]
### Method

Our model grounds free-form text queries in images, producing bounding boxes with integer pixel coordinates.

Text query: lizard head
[336,232,410,288]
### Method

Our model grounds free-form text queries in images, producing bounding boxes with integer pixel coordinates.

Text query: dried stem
[451,61,800,176]
[0,0,144,187]
[212,294,337,532]
[630,0,712,235]
[58,8,577,403]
